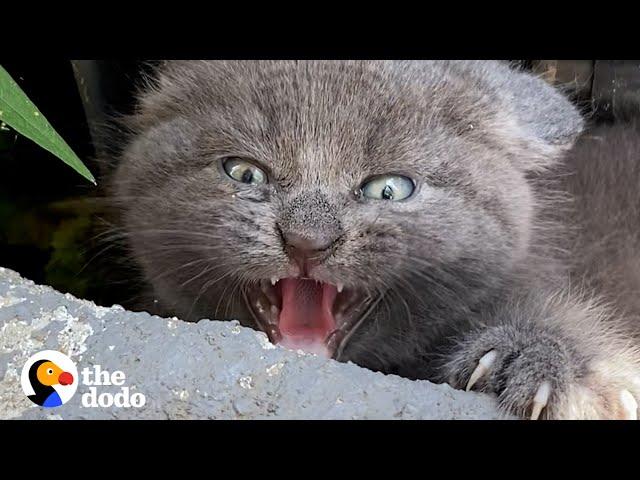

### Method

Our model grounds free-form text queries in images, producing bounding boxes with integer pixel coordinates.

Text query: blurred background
[0,60,638,308]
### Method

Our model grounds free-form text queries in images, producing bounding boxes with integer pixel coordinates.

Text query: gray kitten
[108,60,640,419]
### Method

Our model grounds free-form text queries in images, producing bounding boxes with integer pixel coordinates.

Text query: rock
[0,266,508,419]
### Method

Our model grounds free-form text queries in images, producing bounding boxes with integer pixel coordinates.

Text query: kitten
[107,61,640,419]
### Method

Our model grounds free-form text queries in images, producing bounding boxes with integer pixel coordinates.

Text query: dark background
[0,60,637,308]
[0,60,152,308]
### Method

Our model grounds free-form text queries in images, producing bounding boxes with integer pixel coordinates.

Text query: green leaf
[0,65,96,184]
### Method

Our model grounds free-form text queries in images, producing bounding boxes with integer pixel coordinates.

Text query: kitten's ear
[451,61,585,168]
[497,63,585,150]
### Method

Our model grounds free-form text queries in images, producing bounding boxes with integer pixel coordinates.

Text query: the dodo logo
[21,350,78,408]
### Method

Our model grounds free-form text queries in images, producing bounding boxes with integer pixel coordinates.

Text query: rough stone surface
[0,267,509,419]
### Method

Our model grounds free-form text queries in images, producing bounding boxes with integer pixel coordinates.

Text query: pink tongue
[278,278,337,356]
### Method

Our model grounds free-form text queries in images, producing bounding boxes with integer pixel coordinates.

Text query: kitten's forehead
[142,60,582,180]
[188,61,448,180]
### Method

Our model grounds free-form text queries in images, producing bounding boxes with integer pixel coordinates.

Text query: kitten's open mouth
[244,278,372,358]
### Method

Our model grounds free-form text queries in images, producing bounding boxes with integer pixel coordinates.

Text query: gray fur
[107,61,640,419]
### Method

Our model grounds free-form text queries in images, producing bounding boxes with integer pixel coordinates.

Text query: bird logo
[21,350,78,408]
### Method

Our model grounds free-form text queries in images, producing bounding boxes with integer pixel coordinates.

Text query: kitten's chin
[244,277,370,359]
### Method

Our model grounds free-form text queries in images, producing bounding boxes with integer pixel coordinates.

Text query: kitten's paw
[465,351,556,419]
[443,324,640,420]
[465,348,638,419]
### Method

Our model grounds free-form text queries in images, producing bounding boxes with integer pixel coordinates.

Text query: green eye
[360,175,415,201]
[222,157,267,185]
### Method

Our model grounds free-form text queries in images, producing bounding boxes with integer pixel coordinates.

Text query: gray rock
[0,266,509,419]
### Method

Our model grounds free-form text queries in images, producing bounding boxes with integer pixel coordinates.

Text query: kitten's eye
[360,175,415,201]
[222,157,267,186]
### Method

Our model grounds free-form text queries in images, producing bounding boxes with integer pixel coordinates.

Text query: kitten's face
[112,61,581,368]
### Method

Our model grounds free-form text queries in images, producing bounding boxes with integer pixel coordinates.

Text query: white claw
[271,277,278,286]
[466,350,497,391]
[530,381,552,420]
[620,389,638,420]
[337,283,344,293]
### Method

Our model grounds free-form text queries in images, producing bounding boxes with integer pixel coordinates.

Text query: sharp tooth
[337,283,344,293]
[260,281,281,309]
[270,305,280,322]
[271,277,278,286]
[325,329,344,352]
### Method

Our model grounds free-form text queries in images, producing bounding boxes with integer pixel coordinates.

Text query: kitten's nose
[281,231,337,275]
[284,231,333,252]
